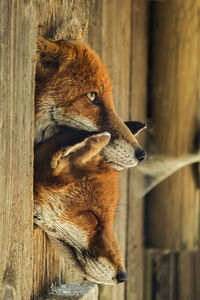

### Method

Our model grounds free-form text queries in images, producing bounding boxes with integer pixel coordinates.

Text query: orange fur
[35,37,146,170]
[34,129,127,284]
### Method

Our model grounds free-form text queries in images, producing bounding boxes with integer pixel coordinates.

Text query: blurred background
[0,0,199,299]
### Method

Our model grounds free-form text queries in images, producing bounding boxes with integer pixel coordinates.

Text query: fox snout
[101,115,147,170]
[116,270,128,283]
[34,214,127,285]
[52,230,127,285]
[135,147,147,162]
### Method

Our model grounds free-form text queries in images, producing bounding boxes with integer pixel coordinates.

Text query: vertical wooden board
[0,0,36,299]
[33,1,147,299]
[177,252,194,300]
[86,0,103,53]
[150,250,176,300]
[35,0,90,41]
[88,1,132,299]
[126,1,148,300]
[147,0,200,250]
[147,168,198,249]
[176,251,200,300]
[144,250,200,300]
[33,2,91,297]
[144,250,153,300]
[193,250,200,299]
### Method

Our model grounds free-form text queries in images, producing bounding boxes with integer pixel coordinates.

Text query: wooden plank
[176,251,200,300]
[144,249,200,300]
[144,250,153,300]
[33,1,147,299]
[0,0,36,299]
[45,283,98,300]
[144,249,176,300]
[147,0,200,250]
[126,1,148,300]
[33,2,90,297]
[88,1,132,299]
[193,250,200,299]
[177,252,194,300]
[35,0,90,41]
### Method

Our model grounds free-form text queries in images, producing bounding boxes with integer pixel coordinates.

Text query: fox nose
[135,147,147,162]
[116,270,128,283]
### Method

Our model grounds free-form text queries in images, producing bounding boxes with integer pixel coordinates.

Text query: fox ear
[51,132,111,174]
[125,121,147,136]
[36,37,61,80]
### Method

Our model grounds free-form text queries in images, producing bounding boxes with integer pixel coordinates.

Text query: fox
[34,128,128,284]
[35,37,146,170]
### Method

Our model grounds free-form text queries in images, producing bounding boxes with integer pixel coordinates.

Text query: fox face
[34,130,127,284]
[35,37,146,170]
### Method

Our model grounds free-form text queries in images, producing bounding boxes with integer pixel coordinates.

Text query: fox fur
[35,37,146,170]
[34,128,127,284]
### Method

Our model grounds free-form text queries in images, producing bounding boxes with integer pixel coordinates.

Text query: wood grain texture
[88,1,132,299]
[126,1,148,300]
[0,0,36,299]
[33,1,147,299]
[0,1,146,298]
[33,2,87,298]
[45,283,98,300]
[144,249,200,300]
[144,250,176,300]
[147,0,200,250]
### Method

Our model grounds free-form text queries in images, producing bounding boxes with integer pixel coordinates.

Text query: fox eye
[85,92,100,105]
[79,210,101,229]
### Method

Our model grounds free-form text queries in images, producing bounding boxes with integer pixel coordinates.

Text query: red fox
[34,128,128,284]
[35,37,146,170]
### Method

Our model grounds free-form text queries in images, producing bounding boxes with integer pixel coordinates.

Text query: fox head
[34,129,127,284]
[35,37,146,170]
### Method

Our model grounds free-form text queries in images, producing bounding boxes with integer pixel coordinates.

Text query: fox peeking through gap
[35,37,146,169]
[34,124,145,284]
[34,37,147,284]
[34,128,127,284]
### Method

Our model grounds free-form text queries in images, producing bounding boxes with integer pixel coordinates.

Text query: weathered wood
[0,1,147,298]
[144,249,200,300]
[33,1,147,299]
[147,0,200,250]
[88,1,132,299]
[177,252,194,300]
[193,250,200,298]
[35,0,89,41]
[126,1,148,300]
[45,283,98,300]
[144,249,176,300]
[33,1,89,297]
[0,0,36,299]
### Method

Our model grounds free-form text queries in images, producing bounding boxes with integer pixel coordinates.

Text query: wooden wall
[34,1,148,299]
[0,1,36,299]
[0,0,147,299]
[144,1,200,299]
[0,1,199,300]
[147,0,200,251]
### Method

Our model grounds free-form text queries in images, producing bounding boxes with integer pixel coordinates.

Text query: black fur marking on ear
[125,121,146,135]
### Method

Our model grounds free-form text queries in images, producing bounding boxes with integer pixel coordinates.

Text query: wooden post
[144,249,200,300]
[126,1,148,300]
[0,1,148,298]
[34,1,148,299]
[88,1,131,299]
[0,0,36,299]
[45,283,98,300]
[147,0,200,250]
[33,3,88,298]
